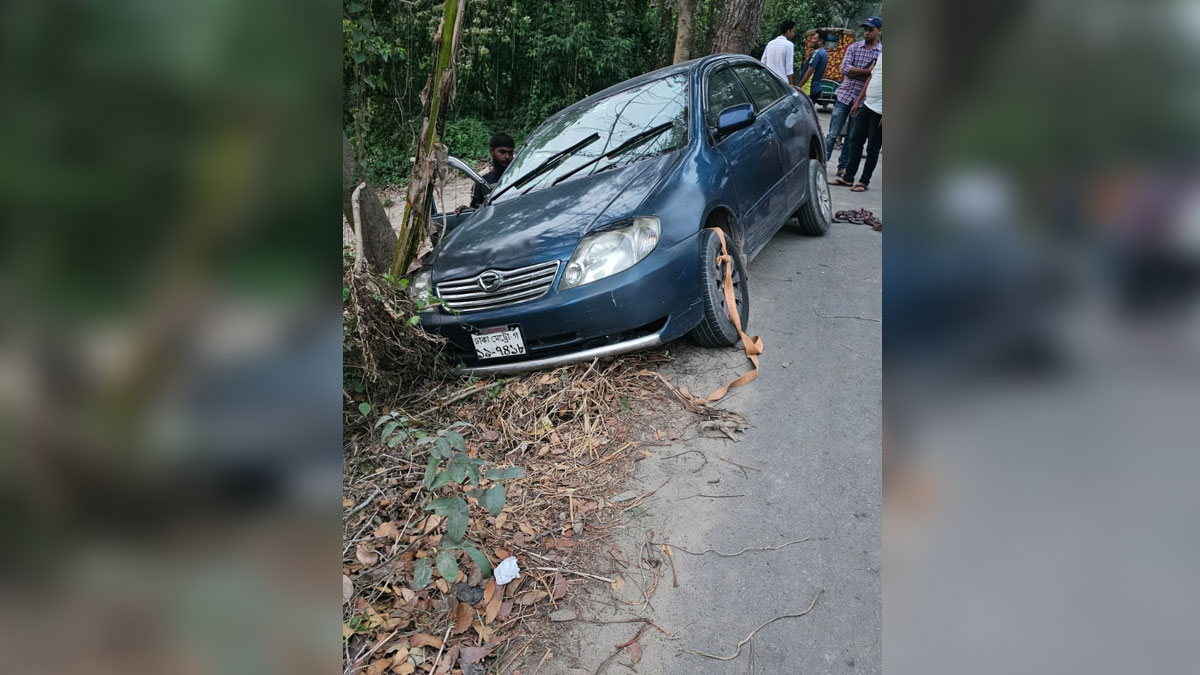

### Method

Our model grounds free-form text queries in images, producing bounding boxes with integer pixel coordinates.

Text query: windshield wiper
[550,122,676,187]
[486,133,600,204]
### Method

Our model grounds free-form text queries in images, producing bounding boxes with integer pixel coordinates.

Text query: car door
[733,63,809,215]
[705,65,785,253]
[430,156,493,237]
[730,63,801,244]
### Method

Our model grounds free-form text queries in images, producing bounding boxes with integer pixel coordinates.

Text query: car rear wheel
[795,159,832,236]
[691,228,750,347]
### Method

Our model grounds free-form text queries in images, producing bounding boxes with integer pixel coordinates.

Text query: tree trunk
[673,0,694,64]
[391,0,466,277]
[710,0,766,55]
[343,133,397,274]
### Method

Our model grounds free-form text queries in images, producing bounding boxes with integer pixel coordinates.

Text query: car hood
[431,153,677,281]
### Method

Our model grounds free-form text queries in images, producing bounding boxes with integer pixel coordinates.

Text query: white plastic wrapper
[494,556,520,585]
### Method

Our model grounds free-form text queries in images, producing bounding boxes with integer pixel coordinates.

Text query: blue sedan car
[414,54,833,374]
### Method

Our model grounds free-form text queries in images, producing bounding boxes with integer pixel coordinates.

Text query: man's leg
[835,106,859,173]
[839,111,870,182]
[824,101,850,162]
[858,110,883,186]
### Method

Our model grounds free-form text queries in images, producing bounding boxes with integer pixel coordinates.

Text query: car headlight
[409,269,436,310]
[560,216,661,290]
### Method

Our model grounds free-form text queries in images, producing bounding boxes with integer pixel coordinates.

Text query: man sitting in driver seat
[455,133,515,214]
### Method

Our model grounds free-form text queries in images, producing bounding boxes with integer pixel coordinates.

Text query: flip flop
[851,183,868,192]
[829,177,853,186]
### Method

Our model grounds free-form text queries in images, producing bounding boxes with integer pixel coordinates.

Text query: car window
[705,67,752,129]
[492,74,689,200]
[732,64,786,112]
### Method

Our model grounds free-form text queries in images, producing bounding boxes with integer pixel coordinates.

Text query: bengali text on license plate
[471,325,526,359]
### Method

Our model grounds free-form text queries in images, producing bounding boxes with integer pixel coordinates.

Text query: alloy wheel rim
[817,171,833,221]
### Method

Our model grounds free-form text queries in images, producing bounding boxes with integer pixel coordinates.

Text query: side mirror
[715,103,756,136]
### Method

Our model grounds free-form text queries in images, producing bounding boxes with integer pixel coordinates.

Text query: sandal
[851,183,869,192]
[829,177,853,186]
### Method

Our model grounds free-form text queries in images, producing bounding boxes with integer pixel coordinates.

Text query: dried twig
[811,307,881,322]
[429,623,453,674]
[719,456,760,478]
[650,537,811,556]
[663,544,678,588]
[677,590,823,661]
[677,493,745,501]
[532,566,614,584]
[659,449,707,472]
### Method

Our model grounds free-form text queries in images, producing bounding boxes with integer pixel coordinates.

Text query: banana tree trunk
[391,0,466,277]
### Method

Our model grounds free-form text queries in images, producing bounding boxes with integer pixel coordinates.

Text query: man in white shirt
[760,20,797,85]
[835,53,883,191]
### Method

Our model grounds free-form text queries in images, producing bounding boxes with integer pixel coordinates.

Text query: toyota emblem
[477,271,503,293]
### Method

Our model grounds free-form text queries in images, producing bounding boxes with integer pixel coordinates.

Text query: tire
[690,228,750,347]
[795,158,832,236]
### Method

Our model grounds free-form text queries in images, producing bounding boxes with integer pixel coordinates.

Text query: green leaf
[429,470,455,490]
[351,50,367,65]
[485,466,526,481]
[408,315,420,325]
[436,550,459,583]
[358,402,371,416]
[465,463,482,486]
[386,432,403,448]
[483,485,506,517]
[413,558,432,589]
[425,496,467,517]
[422,456,439,488]
[380,422,399,443]
[446,506,468,544]
[433,436,451,459]
[348,2,365,14]
[465,488,487,502]
[444,431,466,451]
[464,546,493,579]
[446,458,468,484]
[343,286,350,302]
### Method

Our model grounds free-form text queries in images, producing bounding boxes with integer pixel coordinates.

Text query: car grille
[436,261,560,312]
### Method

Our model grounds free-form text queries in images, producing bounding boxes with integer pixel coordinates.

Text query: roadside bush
[444,117,493,162]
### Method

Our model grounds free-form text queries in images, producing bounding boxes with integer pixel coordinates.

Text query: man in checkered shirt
[824,17,882,176]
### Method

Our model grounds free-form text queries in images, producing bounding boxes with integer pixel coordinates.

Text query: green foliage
[373,412,524,580]
[345,0,676,185]
[444,117,494,161]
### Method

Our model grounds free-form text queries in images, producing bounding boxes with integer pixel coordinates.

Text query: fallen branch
[650,537,811,556]
[677,590,823,661]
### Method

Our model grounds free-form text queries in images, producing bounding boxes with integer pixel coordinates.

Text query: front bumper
[460,331,664,376]
[421,234,703,372]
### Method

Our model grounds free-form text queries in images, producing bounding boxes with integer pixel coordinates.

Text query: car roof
[544,54,757,124]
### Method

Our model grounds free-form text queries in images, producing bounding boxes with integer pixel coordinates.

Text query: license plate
[471,325,526,359]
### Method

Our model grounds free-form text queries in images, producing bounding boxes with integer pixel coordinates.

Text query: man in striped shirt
[824,17,882,177]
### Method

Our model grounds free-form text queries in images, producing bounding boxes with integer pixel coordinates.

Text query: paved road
[561,148,882,673]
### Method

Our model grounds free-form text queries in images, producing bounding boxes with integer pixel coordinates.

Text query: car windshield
[491,74,689,202]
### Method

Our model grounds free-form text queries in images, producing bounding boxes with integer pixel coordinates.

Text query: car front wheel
[691,228,750,347]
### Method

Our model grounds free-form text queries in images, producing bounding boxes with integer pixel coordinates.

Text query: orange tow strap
[703,227,764,402]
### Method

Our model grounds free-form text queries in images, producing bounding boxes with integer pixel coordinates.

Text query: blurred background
[885,0,1200,673]
[0,1,340,673]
